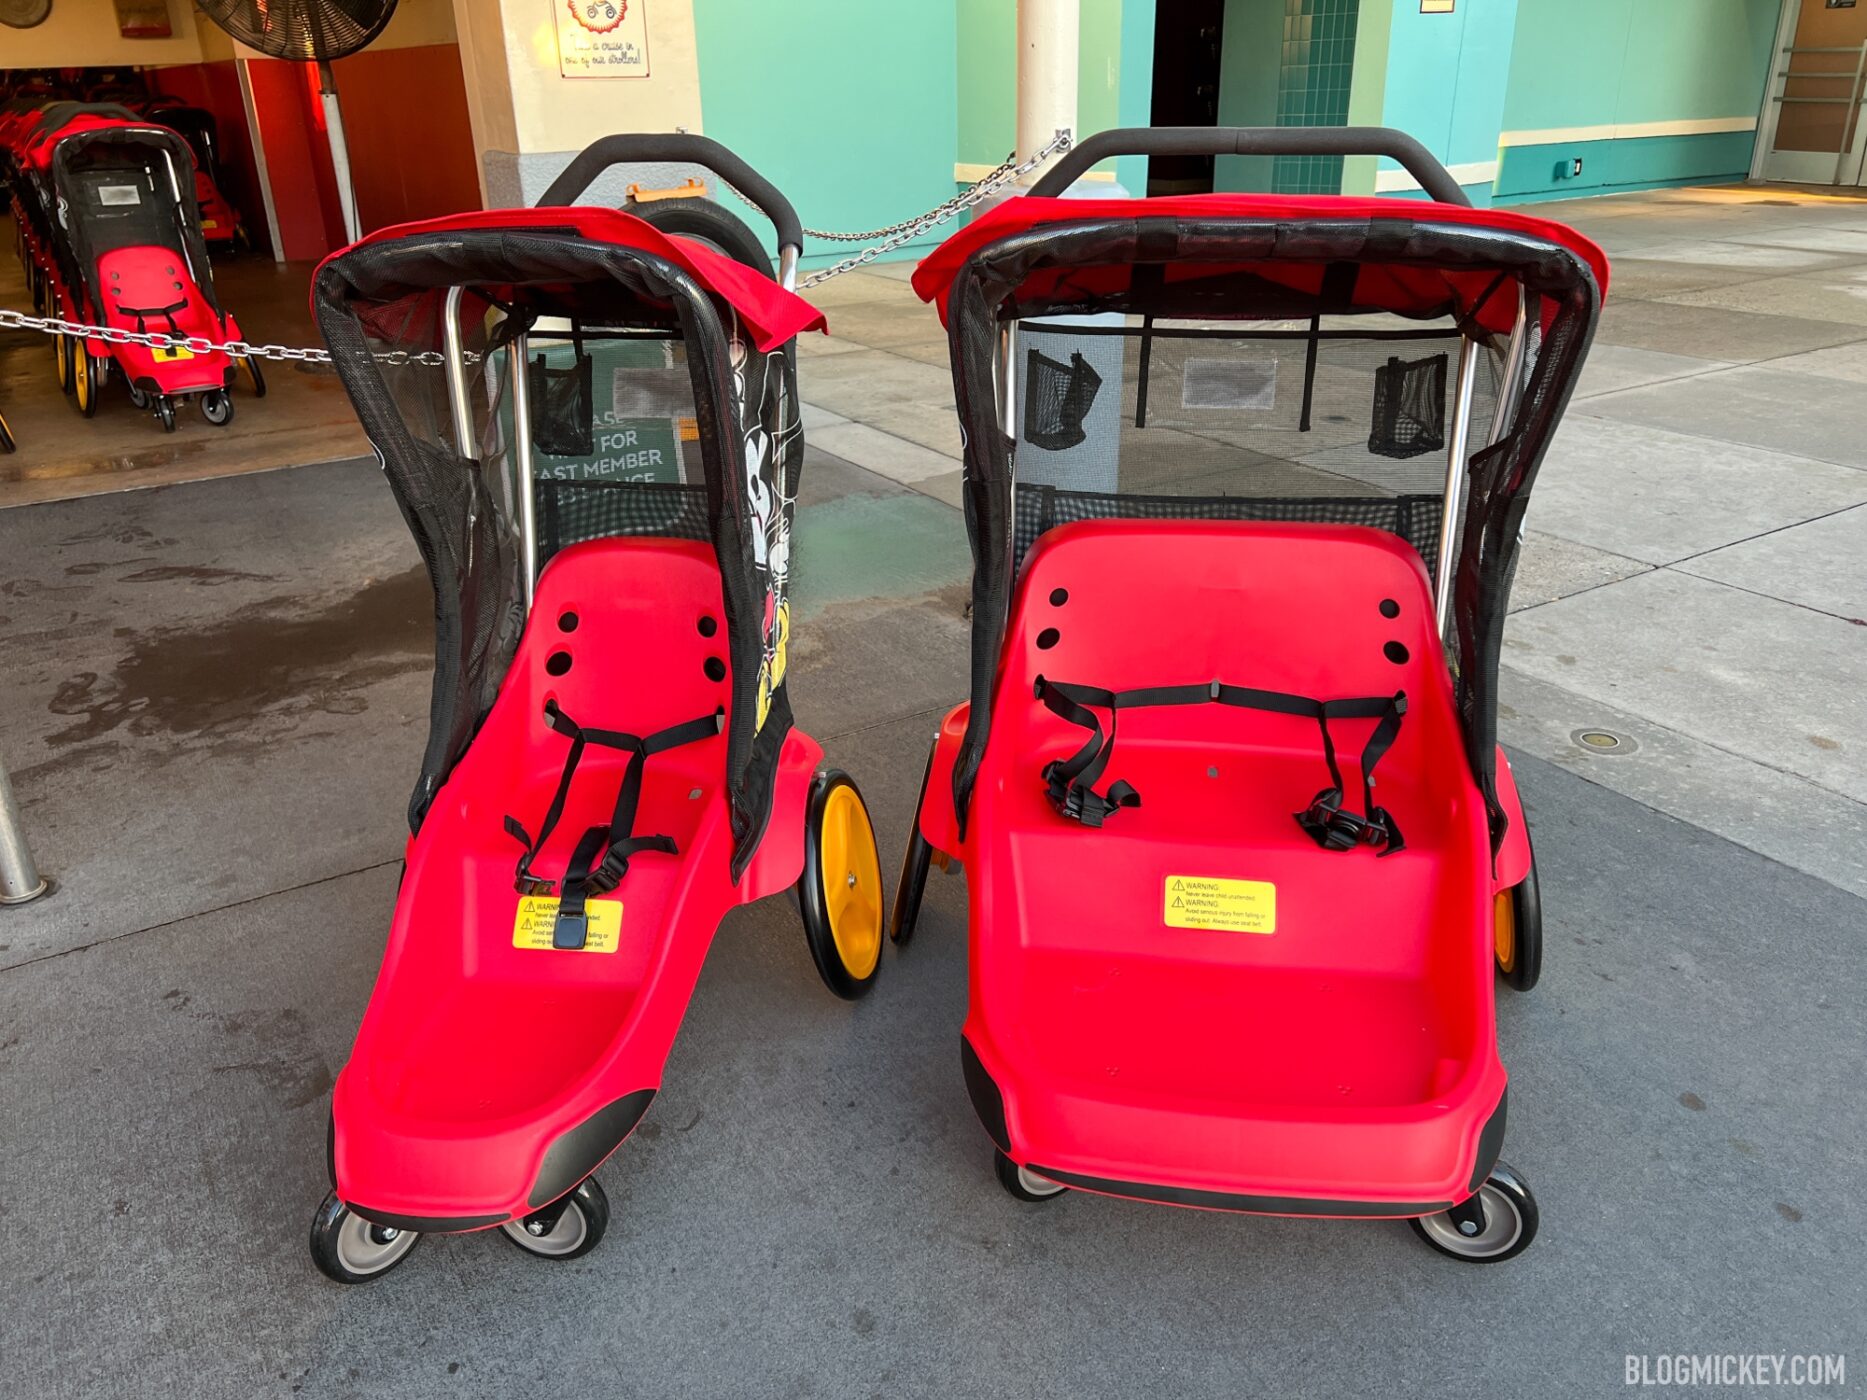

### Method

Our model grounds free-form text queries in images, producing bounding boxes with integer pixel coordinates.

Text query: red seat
[332,538,816,1224]
[961,520,1508,1210]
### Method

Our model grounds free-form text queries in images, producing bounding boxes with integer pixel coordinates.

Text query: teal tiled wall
[1273,0,1361,193]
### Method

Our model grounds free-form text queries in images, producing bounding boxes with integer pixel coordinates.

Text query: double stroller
[309,136,886,1282]
[890,127,1605,1261]
[309,126,1604,1280]
[1,102,262,429]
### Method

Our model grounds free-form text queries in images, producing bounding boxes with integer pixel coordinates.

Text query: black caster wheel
[800,768,884,999]
[889,741,936,946]
[994,1150,1067,1203]
[500,1177,608,1260]
[0,409,15,454]
[309,1191,421,1284]
[73,348,101,418]
[156,397,177,433]
[243,355,268,398]
[1495,846,1543,992]
[126,383,149,411]
[1408,1161,1539,1263]
[201,388,235,426]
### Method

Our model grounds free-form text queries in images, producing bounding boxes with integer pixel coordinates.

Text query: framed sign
[556,0,650,78]
[1420,0,1455,11]
[113,0,171,36]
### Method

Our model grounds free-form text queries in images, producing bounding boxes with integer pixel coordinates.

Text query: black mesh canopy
[314,224,803,875]
[937,213,1601,855]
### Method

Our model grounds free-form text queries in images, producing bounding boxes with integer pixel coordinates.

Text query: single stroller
[4,103,262,428]
[892,128,1607,1262]
[308,135,887,1283]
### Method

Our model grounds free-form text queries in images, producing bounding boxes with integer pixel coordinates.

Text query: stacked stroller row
[307,127,1606,1284]
[2,100,263,436]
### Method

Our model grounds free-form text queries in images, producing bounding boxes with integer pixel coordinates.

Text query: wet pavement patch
[791,491,968,620]
[43,565,433,752]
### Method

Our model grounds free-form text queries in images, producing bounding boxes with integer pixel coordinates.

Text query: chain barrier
[0,131,1073,357]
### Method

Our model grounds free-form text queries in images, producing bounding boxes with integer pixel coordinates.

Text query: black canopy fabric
[315,224,803,877]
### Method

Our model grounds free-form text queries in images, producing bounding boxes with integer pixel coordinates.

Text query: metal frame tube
[1434,334,1482,635]
[317,62,362,244]
[1000,320,1020,585]
[778,245,800,294]
[510,331,539,609]
[0,758,48,906]
[442,286,476,459]
[1487,286,1531,448]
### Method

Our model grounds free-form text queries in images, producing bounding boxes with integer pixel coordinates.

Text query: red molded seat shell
[962,520,1508,1209]
[332,537,816,1223]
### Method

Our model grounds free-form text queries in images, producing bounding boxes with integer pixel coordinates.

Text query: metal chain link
[791,131,1072,289]
[0,133,1074,354]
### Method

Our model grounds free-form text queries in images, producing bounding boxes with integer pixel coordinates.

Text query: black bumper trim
[1028,1165,1449,1218]
[347,1205,507,1233]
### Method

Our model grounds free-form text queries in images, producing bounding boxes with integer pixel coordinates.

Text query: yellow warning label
[511,895,623,953]
[1163,876,1276,934]
[677,416,700,442]
[152,345,195,362]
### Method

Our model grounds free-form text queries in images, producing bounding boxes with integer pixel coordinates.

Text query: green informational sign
[501,336,696,484]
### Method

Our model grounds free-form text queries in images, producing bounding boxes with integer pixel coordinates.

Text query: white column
[1017,0,1080,182]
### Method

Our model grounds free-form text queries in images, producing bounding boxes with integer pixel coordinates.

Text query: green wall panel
[1495,131,1760,202]
[694,0,958,266]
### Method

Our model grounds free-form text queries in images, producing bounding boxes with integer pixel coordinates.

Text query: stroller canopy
[315,207,823,871]
[913,191,1607,850]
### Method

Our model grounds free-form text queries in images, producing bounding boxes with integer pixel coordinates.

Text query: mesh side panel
[1014,321,1494,567]
[537,480,711,564]
[1016,486,1441,569]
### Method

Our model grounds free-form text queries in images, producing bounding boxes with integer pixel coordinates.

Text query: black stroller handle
[536,134,804,252]
[1029,126,1472,208]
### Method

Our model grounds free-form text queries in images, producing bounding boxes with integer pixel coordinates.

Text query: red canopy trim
[912,193,1610,338]
[317,207,827,353]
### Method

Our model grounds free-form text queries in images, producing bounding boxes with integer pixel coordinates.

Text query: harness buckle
[552,906,590,951]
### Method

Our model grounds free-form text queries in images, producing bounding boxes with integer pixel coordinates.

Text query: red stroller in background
[308,135,887,1283]
[2,102,263,429]
[143,102,251,253]
[891,127,1607,1261]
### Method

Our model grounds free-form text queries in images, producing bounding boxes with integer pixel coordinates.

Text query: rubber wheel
[127,383,149,410]
[201,388,234,426]
[500,1177,608,1260]
[889,741,937,946]
[800,769,884,999]
[72,348,99,418]
[628,197,774,277]
[243,355,267,398]
[156,397,177,433]
[994,1150,1067,1203]
[53,333,73,394]
[309,1191,421,1284]
[0,409,15,454]
[1408,1161,1539,1263]
[1495,848,1543,993]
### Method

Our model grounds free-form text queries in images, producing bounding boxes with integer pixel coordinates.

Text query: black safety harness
[505,700,720,949]
[1033,676,1408,855]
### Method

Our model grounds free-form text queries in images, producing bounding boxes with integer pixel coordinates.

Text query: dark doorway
[1148,0,1227,195]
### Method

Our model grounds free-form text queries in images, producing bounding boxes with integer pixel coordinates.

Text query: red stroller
[891,128,1607,1261]
[4,103,261,429]
[144,103,250,252]
[308,135,887,1283]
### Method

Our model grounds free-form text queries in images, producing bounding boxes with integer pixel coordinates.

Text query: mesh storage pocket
[1368,353,1448,460]
[536,478,711,567]
[529,346,596,457]
[1023,346,1104,451]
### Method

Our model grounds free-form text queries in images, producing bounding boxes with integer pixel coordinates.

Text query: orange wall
[333,43,482,232]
